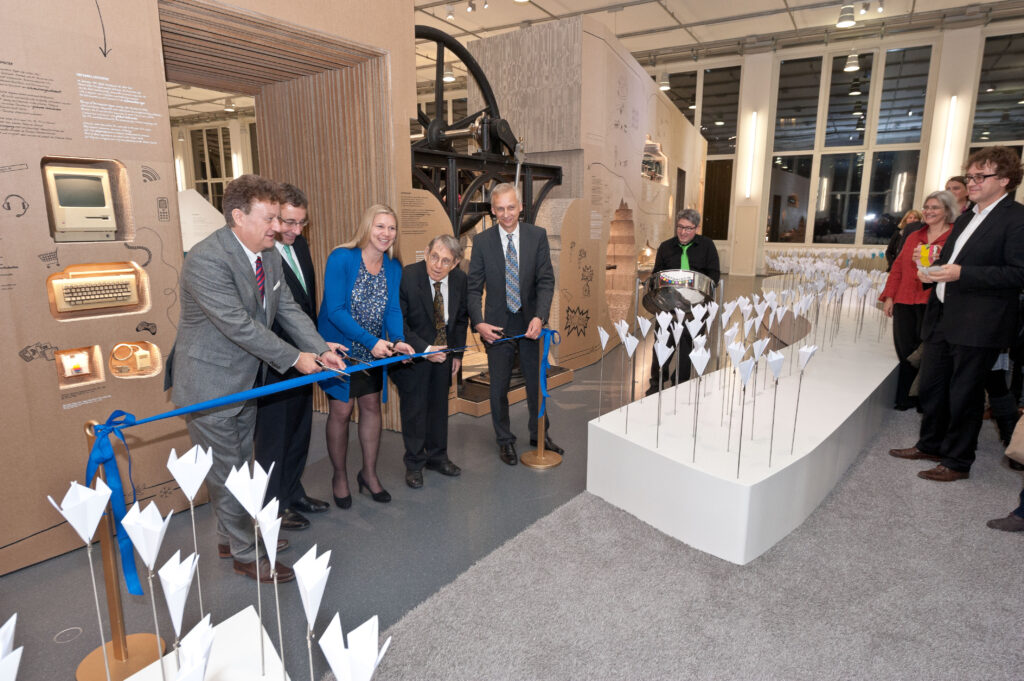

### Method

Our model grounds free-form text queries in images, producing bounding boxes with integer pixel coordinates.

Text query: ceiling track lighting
[836,4,856,28]
[844,53,860,72]
[445,4,454,20]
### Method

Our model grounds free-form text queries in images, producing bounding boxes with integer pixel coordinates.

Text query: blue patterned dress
[348,260,388,361]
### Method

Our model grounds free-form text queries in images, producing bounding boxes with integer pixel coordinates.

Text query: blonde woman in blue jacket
[318,204,413,507]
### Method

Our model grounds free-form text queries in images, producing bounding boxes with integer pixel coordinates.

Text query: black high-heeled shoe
[356,470,391,503]
[333,493,352,509]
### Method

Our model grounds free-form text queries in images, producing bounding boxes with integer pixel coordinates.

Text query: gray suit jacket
[171,225,329,415]
[467,222,554,328]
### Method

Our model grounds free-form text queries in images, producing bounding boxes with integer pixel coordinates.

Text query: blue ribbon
[538,328,560,417]
[85,336,538,593]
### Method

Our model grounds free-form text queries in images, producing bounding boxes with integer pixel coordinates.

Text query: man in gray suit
[171,174,345,583]
[468,183,562,466]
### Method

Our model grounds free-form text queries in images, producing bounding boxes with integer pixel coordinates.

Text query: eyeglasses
[677,224,698,232]
[279,218,309,227]
[965,173,999,184]
[427,252,455,268]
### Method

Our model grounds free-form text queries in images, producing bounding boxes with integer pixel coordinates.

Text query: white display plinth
[588,301,897,565]
[127,605,290,681]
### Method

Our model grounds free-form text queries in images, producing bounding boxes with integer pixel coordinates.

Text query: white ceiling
[166,83,255,123]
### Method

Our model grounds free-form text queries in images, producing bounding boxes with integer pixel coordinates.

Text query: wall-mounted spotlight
[445,4,455,20]
[836,4,856,28]
[844,53,860,72]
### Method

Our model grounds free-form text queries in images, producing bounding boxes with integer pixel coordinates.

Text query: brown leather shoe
[219,538,289,559]
[917,464,969,482]
[889,446,941,461]
[986,514,1024,532]
[233,557,295,583]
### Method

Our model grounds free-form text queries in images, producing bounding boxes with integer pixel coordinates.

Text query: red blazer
[879,225,951,305]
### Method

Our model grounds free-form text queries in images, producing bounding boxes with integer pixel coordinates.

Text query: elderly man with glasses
[646,208,721,396]
[890,146,1024,485]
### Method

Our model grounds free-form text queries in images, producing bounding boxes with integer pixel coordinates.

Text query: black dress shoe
[529,436,564,455]
[405,470,424,489]
[425,459,461,476]
[499,443,518,466]
[219,538,289,559]
[1007,456,1024,471]
[280,507,310,531]
[291,495,329,514]
[357,470,391,503]
[334,494,352,510]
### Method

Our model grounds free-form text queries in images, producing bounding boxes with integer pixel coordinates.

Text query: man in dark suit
[254,184,328,530]
[171,174,345,582]
[392,234,468,488]
[889,146,1024,482]
[646,208,720,395]
[468,183,561,466]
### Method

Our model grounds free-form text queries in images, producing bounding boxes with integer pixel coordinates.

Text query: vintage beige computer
[43,164,117,242]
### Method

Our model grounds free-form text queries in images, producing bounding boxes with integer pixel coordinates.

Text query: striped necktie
[505,235,521,313]
[255,255,265,300]
[433,281,447,345]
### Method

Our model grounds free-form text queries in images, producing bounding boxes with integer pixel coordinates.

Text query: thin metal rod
[147,571,167,681]
[791,370,805,456]
[769,379,779,468]
[189,500,204,617]
[255,521,265,676]
[597,354,605,421]
[692,376,701,463]
[307,627,315,681]
[736,386,747,479]
[274,572,285,681]
[656,370,663,447]
[86,544,113,681]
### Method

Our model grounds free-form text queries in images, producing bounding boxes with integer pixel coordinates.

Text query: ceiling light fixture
[445,4,455,20]
[223,97,235,112]
[467,0,475,12]
[877,0,884,12]
[688,98,696,110]
[483,0,488,7]
[659,72,670,91]
[849,79,862,96]
[714,116,725,126]
[986,84,994,92]
[860,2,869,14]
[852,101,864,116]
[514,0,529,3]
[855,119,865,132]
[844,53,860,72]
[836,4,856,28]
[443,68,456,83]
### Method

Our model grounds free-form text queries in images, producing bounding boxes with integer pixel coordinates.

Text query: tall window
[971,34,1024,144]
[768,46,931,246]
[190,126,234,212]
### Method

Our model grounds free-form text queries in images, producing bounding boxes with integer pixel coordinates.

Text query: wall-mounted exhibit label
[0,63,71,140]
[77,73,160,145]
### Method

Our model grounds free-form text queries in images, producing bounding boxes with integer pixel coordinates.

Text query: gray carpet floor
[360,409,1024,681]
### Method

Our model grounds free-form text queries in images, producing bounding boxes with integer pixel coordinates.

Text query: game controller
[136,320,158,335]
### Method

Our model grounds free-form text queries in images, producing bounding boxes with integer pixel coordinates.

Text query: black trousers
[891,303,926,408]
[486,310,549,445]
[915,321,1000,473]
[648,329,694,392]
[253,374,312,507]
[396,356,453,471]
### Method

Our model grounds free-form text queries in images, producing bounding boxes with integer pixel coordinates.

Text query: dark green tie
[679,242,693,270]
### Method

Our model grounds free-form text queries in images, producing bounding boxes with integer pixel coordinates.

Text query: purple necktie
[255,256,265,300]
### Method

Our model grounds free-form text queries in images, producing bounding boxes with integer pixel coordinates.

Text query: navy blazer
[467,222,554,328]
[922,195,1024,348]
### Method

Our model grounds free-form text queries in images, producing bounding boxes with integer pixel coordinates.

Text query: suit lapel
[952,198,1009,264]
[517,224,533,297]
[219,227,263,312]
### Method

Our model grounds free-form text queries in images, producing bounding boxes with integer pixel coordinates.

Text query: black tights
[325,393,383,496]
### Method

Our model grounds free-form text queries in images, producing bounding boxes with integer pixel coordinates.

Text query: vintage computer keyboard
[52,272,140,313]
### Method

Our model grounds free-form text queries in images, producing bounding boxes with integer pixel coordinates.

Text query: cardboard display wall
[0,0,194,575]
[466,16,707,369]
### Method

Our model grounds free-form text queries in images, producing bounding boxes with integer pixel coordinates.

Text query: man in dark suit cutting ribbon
[468,183,562,466]
[254,183,330,530]
[890,146,1024,482]
[392,234,468,488]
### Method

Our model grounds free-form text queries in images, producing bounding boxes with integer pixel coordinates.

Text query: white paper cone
[743,318,756,338]
[685,318,704,339]
[692,334,707,352]
[294,544,332,629]
[724,323,739,346]
[738,358,756,385]
[614,319,629,344]
[121,501,173,571]
[177,614,214,681]
[671,321,685,344]
[623,334,640,357]
[636,316,652,338]
[655,310,673,332]
[752,337,769,361]
[158,551,198,638]
[654,341,673,367]
[799,344,819,370]
[224,461,274,520]
[47,478,111,545]
[256,498,283,566]
[706,301,720,325]
[167,445,213,502]
[674,307,686,324]
[689,347,711,376]
[0,615,16,659]
[766,349,785,379]
[727,341,746,368]
[597,326,610,350]
[690,304,707,323]
[655,328,670,347]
